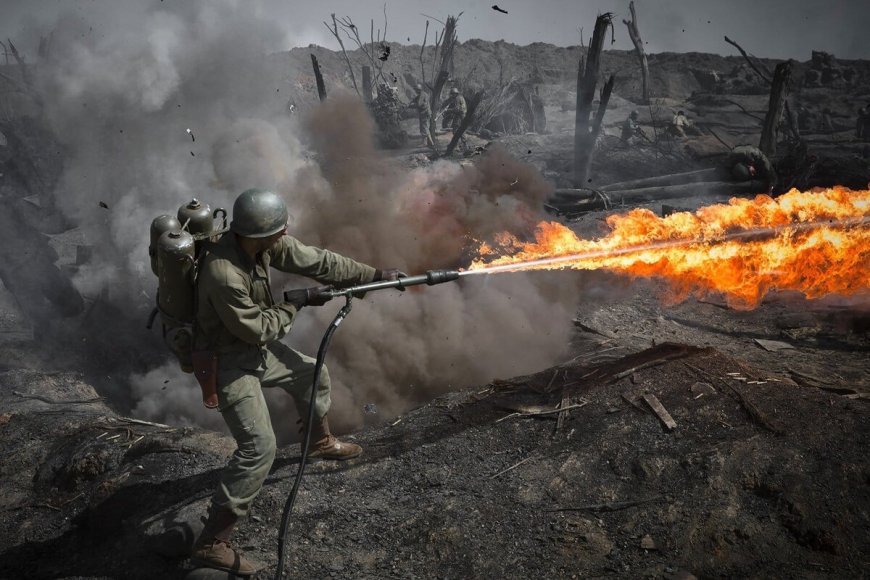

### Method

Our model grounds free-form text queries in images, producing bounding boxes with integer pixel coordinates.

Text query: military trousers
[213,340,331,517]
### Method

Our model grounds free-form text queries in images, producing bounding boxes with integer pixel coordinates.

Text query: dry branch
[323,15,360,95]
[724,35,772,83]
[623,1,649,103]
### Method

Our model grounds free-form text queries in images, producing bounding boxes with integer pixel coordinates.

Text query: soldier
[443,87,467,132]
[621,110,643,143]
[441,87,468,148]
[410,83,435,149]
[817,108,835,134]
[726,144,777,193]
[797,105,814,132]
[669,111,692,137]
[190,188,403,575]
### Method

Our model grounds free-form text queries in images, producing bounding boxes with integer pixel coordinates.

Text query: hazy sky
[1,0,868,61]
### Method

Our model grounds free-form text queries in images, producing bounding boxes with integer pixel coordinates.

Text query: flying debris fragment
[99,201,109,209]
[186,128,195,142]
[492,5,509,14]
[378,44,390,61]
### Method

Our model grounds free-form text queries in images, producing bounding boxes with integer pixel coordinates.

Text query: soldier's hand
[374,268,409,291]
[283,286,333,309]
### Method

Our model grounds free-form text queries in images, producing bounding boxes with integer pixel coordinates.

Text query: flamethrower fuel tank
[156,230,195,323]
[149,215,182,276]
[177,198,214,238]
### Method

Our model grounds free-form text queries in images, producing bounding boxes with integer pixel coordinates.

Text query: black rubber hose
[274,296,354,580]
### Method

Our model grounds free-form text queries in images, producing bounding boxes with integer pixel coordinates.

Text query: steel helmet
[414,83,423,91]
[230,188,289,238]
[731,162,752,182]
[629,110,639,119]
[450,87,459,95]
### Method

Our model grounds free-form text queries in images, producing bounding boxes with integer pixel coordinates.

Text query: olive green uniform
[411,91,434,146]
[445,94,467,130]
[196,233,375,517]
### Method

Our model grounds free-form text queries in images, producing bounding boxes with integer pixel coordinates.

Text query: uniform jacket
[412,91,431,116]
[446,94,467,115]
[195,233,375,369]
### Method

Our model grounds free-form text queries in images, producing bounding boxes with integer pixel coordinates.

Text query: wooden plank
[642,393,677,431]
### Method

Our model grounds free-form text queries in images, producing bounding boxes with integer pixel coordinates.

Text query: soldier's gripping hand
[374,268,409,290]
[283,285,334,310]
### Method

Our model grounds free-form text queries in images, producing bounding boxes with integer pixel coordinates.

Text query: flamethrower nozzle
[422,269,461,285]
[284,269,461,305]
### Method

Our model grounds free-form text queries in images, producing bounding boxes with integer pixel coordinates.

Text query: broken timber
[642,393,677,430]
[549,180,768,215]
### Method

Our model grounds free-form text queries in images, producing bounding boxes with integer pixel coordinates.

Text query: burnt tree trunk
[310,54,327,102]
[573,13,613,187]
[623,2,649,103]
[445,90,483,156]
[362,65,373,103]
[759,60,791,157]
[429,69,450,141]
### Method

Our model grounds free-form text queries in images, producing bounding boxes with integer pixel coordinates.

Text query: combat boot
[191,506,262,577]
[303,415,362,461]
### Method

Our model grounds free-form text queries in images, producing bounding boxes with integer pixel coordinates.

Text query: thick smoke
[36,1,590,442]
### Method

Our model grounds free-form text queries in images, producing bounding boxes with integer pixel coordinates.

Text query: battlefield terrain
[0,34,869,579]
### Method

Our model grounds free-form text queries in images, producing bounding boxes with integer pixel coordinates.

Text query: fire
[467,186,870,309]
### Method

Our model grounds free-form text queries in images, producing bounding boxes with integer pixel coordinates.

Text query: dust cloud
[33,0,594,442]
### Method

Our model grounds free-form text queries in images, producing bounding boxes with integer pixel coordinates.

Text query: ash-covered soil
[0,288,868,579]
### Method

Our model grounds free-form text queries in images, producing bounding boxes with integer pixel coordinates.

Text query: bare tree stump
[310,54,327,102]
[759,61,792,157]
[573,13,613,187]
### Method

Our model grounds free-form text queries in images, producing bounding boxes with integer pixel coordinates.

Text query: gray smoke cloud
[34,0,592,442]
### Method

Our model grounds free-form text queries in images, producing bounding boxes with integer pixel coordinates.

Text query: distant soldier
[443,87,468,148]
[727,144,777,193]
[621,110,643,143]
[410,84,435,149]
[669,110,695,138]
[817,108,835,134]
[797,105,814,132]
[443,88,467,131]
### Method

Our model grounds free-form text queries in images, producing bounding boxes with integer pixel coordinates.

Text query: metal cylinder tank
[177,198,213,238]
[149,215,182,276]
[156,230,195,323]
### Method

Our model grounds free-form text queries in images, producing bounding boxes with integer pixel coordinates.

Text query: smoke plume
[33,0,591,442]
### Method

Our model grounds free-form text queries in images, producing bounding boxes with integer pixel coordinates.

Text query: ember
[466,187,870,309]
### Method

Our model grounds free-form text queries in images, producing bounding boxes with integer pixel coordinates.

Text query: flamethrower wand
[274,269,462,580]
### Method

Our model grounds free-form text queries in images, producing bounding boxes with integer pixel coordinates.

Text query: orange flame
[467,186,870,309]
